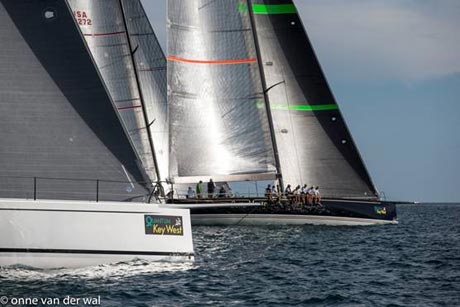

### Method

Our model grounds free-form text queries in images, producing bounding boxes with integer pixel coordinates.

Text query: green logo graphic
[144,215,184,236]
[374,206,387,215]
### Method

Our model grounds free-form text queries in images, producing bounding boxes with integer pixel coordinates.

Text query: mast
[119,0,160,182]
[246,0,284,191]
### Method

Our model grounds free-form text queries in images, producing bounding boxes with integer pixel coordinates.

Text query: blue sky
[142,0,460,203]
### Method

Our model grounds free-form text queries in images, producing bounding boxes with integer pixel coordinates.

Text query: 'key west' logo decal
[144,215,184,236]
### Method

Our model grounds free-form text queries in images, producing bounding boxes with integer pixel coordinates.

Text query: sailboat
[0,0,193,268]
[165,0,397,225]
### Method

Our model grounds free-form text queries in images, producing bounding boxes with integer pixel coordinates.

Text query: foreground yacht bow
[0,0,193,268]
[0,199,193,269]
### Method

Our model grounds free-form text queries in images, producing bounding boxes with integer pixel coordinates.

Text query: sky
[141,0,460,203]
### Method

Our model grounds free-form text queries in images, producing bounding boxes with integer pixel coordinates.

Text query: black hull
[169,199,397,226]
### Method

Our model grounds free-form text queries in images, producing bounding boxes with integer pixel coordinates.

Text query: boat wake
[0,259,195,281]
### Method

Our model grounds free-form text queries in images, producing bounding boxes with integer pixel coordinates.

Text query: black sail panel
[0,0,150,201]
[250,0,378,198]
[168,0,276,183]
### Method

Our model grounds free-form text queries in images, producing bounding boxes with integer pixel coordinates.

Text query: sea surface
[1,203,459,307]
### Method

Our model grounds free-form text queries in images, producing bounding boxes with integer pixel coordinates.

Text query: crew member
[218,185,226,198]
[307,186,315,205]
[293,185,301,203]
[186,187,195,199]
[207,178,216,198]
[265,184,272,202]
[285,184,292,197]
[196,180,203,199]
[314,186,321,205]
[301,184,308,204]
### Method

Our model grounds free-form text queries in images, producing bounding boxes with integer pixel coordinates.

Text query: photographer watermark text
[0,295,101,306]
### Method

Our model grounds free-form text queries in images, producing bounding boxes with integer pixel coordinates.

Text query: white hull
[192,214,398,226]
[0,199,194,269]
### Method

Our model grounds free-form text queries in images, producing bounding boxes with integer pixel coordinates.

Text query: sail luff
[246,0,284,191]
[119,0,160,182]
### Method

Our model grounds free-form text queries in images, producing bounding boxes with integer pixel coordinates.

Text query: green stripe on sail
[256,101,339,111]
[252,4,297,15]
[272,104,339,111]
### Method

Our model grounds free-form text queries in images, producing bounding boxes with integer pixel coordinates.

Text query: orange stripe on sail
[167,55,257,65]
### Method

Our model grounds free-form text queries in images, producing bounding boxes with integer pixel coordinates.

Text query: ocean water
[1,203,459,307]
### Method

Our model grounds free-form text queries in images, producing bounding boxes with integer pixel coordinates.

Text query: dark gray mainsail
[67,0,160,182]
[248,0,378,198]
[0,0,150,201]
[168,0,277,183]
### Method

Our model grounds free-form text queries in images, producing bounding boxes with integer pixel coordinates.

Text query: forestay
[168,0,277,183]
